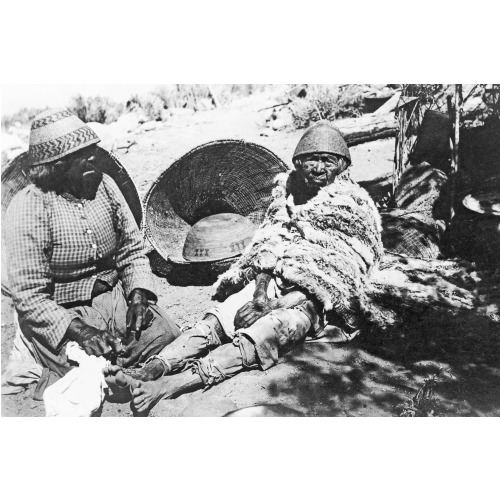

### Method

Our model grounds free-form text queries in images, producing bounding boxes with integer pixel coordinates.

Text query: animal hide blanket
[215,171,384,326]
[215,171,499,333]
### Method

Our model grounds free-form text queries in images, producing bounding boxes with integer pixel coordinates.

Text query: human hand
[66,319,124,358]
[126,288,154,340]
[234,292,271,330]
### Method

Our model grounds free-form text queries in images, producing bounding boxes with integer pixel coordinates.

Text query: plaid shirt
[5,174,155,350]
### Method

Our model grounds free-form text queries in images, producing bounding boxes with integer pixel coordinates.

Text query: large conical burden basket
[144,140,289,281]
[1,146,143,295]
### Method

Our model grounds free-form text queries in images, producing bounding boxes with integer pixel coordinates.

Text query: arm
[103,175,157,303]
[233,272,273,330]
[102,176,155,342]
[6,188,81,350]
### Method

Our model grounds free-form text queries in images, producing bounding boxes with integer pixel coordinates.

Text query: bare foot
[122,358,166,382]
[103,365,140,403]
[131,379,174,415]
[131,370,203,415]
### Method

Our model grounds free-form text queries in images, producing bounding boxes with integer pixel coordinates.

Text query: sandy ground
[2,95,499,417]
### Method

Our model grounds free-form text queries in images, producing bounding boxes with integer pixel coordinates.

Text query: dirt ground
[2,94,499,417]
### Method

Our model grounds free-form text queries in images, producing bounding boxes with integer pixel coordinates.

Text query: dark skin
[61,145,103,200]
[233,272,272,330]
[118,288,154,366]
[66,318,124,358]
[234,153,348,330]
[59,146,153,361]
[297,153,346,197]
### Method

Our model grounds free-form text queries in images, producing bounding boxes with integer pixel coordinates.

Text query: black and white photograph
[1,2,499,499]
[1,83,499,418]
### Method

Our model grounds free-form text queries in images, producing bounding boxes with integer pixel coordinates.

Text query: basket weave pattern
[143,140,289,273]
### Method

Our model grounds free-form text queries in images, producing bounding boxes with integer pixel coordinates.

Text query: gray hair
[293,153,349,173]
[24,159,69,194]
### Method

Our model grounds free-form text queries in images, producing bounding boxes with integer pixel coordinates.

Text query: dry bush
[127,93,166,121]
[289,84,365,129]
[152,85,216,110]
[1,107,46,130]
[151,84,270,111]
[69,95,123,124]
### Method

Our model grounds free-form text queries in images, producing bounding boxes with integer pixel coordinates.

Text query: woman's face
[297,153,345,191]
[63,145,102,200]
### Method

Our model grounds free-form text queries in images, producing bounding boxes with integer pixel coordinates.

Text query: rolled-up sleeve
[103,175,157,302]
[5,187,79,350]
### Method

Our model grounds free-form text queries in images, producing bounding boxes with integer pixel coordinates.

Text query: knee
[147,313,182,344]
[233,334,258,369]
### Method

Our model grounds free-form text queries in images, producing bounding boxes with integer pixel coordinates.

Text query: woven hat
[28,108,100,165]
[1,147,142,295]
[169,213,255,264]
[463,191,500,216]
[292,120,351,165]
[144,139,289,278]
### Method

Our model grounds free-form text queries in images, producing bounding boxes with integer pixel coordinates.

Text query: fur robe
[215,171,384,326]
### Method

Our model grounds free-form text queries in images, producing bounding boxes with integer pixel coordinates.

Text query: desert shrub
[289,84,364,129]
[150,85,213,110]
[1,107,46,130]
[68,94,123,124]
[150,84,269,111]
[127,93,166,121]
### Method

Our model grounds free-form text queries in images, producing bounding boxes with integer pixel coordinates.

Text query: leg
[104,303,317,414]
[105,340,246,415]
[87,282,183,368]
[237,305,314,370]
[122,279,281,381]
[123,313,225,381]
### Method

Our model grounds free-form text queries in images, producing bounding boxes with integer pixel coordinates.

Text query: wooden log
[335,113,398,146]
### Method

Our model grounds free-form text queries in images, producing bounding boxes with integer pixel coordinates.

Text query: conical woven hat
[169,213,255,264]
[293,120,351,165]
[28,108,100,165]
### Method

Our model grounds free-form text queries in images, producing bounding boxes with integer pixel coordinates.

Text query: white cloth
[43,342,109,417]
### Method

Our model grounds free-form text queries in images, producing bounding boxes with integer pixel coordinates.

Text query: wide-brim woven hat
[463,191,500,216]
[144,139,289,277]
[28,108,100,165]
[169,213,255,264]
[1,146,142,295]
[292,120,351,165]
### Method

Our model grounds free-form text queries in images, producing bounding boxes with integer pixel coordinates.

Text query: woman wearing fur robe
[104,121,384,414]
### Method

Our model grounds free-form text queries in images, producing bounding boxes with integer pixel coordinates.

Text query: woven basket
[381,163,449,260]
[143,140,289,279]
[1,146,142,295]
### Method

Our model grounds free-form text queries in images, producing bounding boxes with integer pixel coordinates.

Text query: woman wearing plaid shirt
[5,109,181,387]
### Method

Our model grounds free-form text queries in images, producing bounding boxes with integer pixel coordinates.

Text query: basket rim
[143,139,289,265]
